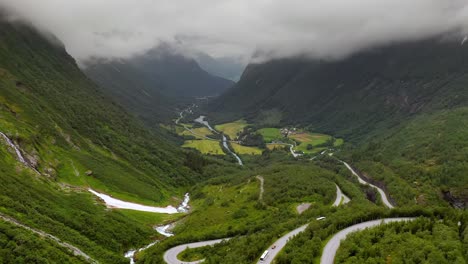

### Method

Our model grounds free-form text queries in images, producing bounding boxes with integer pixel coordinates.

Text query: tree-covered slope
[209,38,468,138]
[349,107,468,207]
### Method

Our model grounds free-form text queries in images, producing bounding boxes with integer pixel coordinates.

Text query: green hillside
[0,19,212,262]
[209,38,468,139]
[349,107,468,207]
[83,46,234,126]
[208,37,468,207]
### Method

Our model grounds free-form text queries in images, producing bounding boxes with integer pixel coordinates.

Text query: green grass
[178,248,206,262]
[215,120,248,139]
[179,127,215,139]
[290,132,332,154]
[336,218,465,264]
[139,163,342,263]
[258,128,282,142]
[171,175,265,238]
[231,143,263,155]
[182,140,225,155]
[0,21,206,263]
[266,143,288,150]
[334,138,344,147]
[0,220,87,263]
[117,210,181,227]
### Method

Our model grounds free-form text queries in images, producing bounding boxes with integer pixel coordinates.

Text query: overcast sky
[2,0,468,64]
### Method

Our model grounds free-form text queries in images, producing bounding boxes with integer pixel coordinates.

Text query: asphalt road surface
[320,217,415,264]
[164,238,231,264]
[332,184,351,207]
[256,224,309,264]
[341,161,394,208]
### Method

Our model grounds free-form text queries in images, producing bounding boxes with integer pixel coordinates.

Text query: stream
[194,116,217,134]
[0,132,27,164]
[222,135,243,166]
[120,193,190,263]
[193,115,243,166]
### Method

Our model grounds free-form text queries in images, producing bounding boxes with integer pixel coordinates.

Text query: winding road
[170,110,399,264]
[332,184,350,207]
[340,161,394,208]
[256,224,309,264]
[164,238,231,264]
[320,217,415,264]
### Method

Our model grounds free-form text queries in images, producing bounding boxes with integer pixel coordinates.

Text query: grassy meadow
[182,140,225,155]
[179,127,215,139]
[290,132,332,154]
[258,128,283,142]
[215,120,248,139]
[231,143,263,155]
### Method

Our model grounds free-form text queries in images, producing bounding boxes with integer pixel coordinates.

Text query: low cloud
[2,0,468,64]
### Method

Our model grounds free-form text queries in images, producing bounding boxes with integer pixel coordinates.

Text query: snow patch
[88,189,179,214]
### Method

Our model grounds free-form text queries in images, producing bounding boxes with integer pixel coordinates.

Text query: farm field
[266,143,288,151]
[258,127,283,142]
[179,126,215,139]
[290,132,332,154]
[215,119,248,139]
[231,143,263,155]
[182,140,225,155]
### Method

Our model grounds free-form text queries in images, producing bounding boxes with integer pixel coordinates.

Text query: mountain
[0,19,210,262]
[194,52,245,81]
[209,37,468,138]
[208,37,468,206]
[84,47,235,124]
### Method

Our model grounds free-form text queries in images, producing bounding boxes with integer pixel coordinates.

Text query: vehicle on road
[260,250,269,261]
[316,216,326,220]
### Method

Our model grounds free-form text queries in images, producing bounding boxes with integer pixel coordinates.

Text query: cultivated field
[182,140,225,155]
[258,127,282,142]
[179,127,215,139]
[231,143,263,155]
[215,120,248,139]
[290,132,331,154]
[266,143,288,151]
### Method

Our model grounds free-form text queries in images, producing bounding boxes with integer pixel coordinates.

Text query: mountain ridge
[84,47,235,125]
[209,37,468,138]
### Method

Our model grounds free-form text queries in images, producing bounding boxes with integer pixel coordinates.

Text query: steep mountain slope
[83,59,176,124]
[209,38,468,138]
[0,19,206,262]
[208,37,468,207]
[84,47,234,124]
